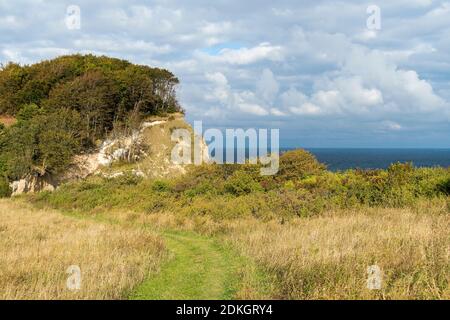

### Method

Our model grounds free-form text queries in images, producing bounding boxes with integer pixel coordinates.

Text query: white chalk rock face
[10,175,57,196]
[9,116,206,195]
[97,120,167,167]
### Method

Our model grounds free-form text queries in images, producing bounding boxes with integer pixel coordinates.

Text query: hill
[0,55,183,194]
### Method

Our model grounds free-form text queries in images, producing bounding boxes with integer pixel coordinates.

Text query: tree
[278,149,326,181]
[0,54,182,182]
[44,70,118,139]
[1,109,85,179]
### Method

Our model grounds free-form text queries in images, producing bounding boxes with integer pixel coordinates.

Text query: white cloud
[256,68,279,104]
[333,77,383,108]
[0,15,22,29]
[204,72,231,105]
[237,103,269,116]
[381,121,403,131]
[290,103,322,116]
[199,21,232,35]
[270,108,287,116]
[201,43,283,65]
[73,37,172,55]
[1,0,450,146]
[280,88,308,109]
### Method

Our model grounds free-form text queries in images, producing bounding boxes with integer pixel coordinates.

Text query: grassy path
[130,231,248,300]
[23,199,270,299]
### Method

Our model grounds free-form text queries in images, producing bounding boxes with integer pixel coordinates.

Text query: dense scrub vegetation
[0,55,181,186]
[31,149,450,219]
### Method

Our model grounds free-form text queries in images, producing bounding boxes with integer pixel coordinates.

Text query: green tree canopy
[0,54,182,181]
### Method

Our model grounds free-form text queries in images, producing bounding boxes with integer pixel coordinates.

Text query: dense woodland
[0,54,181,189]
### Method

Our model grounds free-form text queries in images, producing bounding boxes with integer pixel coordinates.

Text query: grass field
[130,231,269,300]
[3,153,450,300]
[0,200,165,299]
[224,205,450,299]
[21,195,449,300]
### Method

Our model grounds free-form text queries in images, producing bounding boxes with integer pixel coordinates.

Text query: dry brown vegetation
[224,204,450,300]
[18,152,450,300]
[54,200,449,300]
[0,200,165,300]
[0,115,16,127]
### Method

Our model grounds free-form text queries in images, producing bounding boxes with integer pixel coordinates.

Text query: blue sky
[1,0,449,147]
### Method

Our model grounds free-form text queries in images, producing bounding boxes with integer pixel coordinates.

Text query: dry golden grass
[77,201,449,300]
[224,206,450,300]
[0,200,166,300]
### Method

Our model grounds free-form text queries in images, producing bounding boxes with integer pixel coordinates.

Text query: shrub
[0,177,11,198]
[184,181,216,197]
[387,162,414,186]
[2,108,85,179]
[277,149,325,181]
[224,171,263,196]
[438,178,450,195]
[174,164,223,192]
[152,180,172,192]
[107,173,143,186]
[16,103,41,122]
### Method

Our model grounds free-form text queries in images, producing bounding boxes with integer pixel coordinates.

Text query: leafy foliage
[0,177,11,198]
[0,54,182,181]
[1,108,85,179]
[31,148,450,222]
[224,171,263,196]
[277,149,326,181]
[0,54,181,119]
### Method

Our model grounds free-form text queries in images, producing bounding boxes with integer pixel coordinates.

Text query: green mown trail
[130,231,248,300]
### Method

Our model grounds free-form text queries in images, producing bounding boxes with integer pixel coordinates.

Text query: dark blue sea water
[218,148,450,171]
[302,148,450,171]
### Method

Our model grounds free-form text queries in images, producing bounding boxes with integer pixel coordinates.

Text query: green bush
[16,103,41,122]
[25,148,450,221]
[438,178,450,195]
[1,108,85,179]
[224,171,263,196]
[184,181,216,197]
[277,149,325,181]
[152,180,172,192]
[0,177,11,198]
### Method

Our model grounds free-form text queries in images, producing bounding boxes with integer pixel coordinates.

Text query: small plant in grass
[152,180,172,192]
[0,177,11,198]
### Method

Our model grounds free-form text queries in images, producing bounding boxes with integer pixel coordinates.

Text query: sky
[1,0,449,148]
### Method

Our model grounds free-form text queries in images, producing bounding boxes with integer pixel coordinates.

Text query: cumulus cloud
[199,43,283,65]
[381,121,403,131]
[289,103,322,116]
[257,69,279,104]
[1,0,449,146]
[237,103,269,116]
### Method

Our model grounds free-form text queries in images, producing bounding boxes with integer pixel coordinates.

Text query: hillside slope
[0,54,187,196]
[9,113,208,195]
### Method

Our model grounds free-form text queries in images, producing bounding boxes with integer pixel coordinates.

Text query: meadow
[22,149,449,299]
[0,200,165,299]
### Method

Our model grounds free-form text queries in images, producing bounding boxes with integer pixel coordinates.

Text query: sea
[220,148,450,171]
[303,148,450,171]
